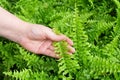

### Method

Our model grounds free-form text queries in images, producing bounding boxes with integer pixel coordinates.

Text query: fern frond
[113,0,120,35]
[4,69,32,80]
[53,27,80,79]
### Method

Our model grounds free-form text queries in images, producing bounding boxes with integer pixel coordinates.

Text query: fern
[53,27,80,80]
[113,0,120,36]
[1,0,120,80]
[4,69,51,80]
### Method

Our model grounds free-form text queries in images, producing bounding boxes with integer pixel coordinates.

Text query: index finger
[64,36,73,46]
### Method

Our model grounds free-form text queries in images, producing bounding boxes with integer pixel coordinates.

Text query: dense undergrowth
[0,0,120,80]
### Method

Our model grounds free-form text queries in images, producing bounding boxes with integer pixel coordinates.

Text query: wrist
[0,21,29,43]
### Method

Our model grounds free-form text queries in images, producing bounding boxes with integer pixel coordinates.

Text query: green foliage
[53,41,80,80]
[1,0,120,80]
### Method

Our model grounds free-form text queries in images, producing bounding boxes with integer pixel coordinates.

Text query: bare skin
[0,7,75,58]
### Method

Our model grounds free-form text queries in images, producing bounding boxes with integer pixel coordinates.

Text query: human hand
[19,23,75,58]
[0,7,75,58]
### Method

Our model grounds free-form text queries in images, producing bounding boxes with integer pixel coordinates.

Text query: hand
[0,7,75,58]
[19,23,75,58]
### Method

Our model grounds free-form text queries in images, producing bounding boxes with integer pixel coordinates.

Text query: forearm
[0,7,27,43]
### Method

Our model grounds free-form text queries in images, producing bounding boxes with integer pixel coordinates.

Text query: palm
[20,37,57,58]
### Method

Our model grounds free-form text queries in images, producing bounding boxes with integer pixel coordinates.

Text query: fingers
[67,45,75,53]
[36,40,52,54]
[36,40,75,58]
[39,45,75,58]
[42,49,59,58]
[65,37,73,46]
[47,31,73,45]
[48,45,75,54]
[36,41,59,58]
[47,32,65,41]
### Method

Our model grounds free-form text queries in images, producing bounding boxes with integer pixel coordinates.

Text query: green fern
[1,0,120,80]
[113,0,120,36]
[53,27,80,80]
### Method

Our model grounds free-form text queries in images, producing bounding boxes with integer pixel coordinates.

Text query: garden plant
[0,0,120,80]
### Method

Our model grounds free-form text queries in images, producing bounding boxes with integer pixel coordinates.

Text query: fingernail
[70,41,73,45]
[72,48,75,53]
